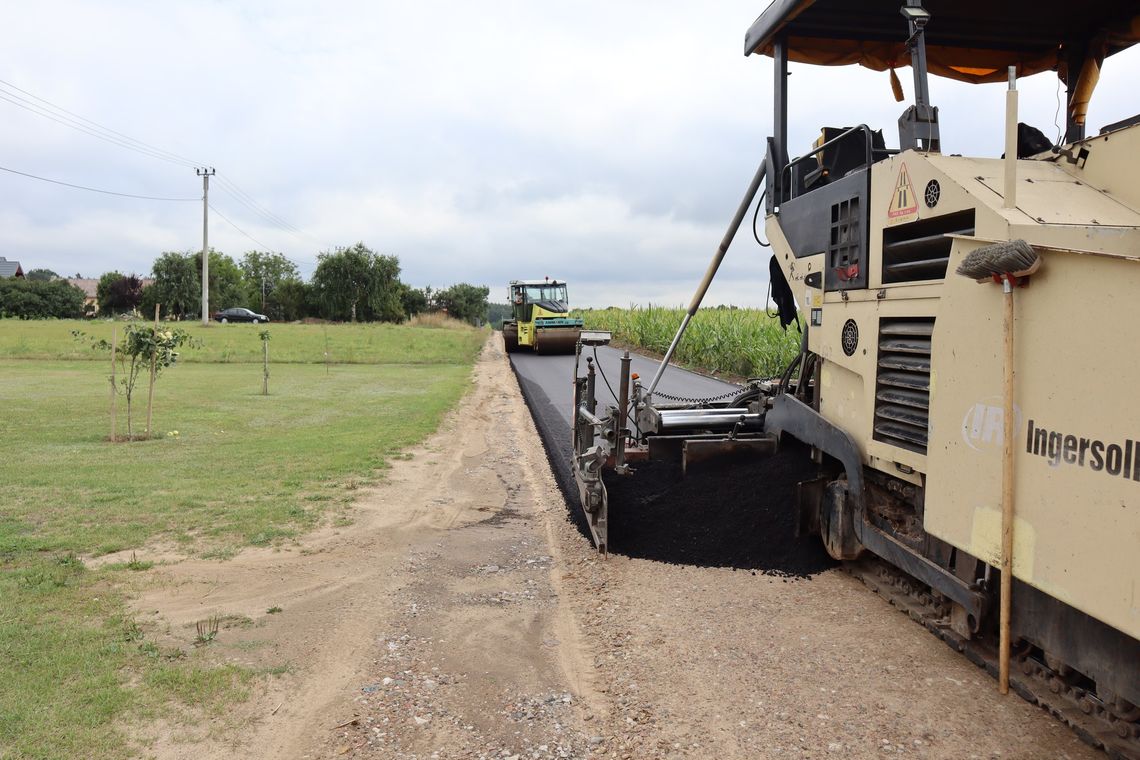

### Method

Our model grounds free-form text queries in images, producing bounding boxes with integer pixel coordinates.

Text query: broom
[956,238,1040,695]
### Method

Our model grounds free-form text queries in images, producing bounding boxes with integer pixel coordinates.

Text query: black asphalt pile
[511,358,835,578]
[603,447,836,577]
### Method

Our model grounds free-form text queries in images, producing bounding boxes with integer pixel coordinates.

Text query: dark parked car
[213,307,269,323]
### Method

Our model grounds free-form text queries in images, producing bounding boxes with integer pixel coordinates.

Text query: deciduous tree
[486,302,513,329]
[150,251,199,319]
[434,283,490,325]
[272,279,309,322]
[310,243,404,322]
[0,279,85,318]
[196,249,244,313]
[239,251,302,321]
[26,268,59,282]
[397,283,429,320]
[96,272,144,315]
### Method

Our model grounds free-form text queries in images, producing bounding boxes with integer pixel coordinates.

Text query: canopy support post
[898,1,940,153]
[1063,43,1088,144]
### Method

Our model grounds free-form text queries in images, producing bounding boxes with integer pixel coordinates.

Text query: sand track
[127,334,1100,760]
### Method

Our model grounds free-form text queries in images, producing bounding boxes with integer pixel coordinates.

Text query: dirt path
[131,334,1100,759]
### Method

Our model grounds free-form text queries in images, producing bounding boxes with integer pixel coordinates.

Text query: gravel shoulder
[131,334,1100,759]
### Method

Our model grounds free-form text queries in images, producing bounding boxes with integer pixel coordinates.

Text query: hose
[592,346,643,440]
[752,189,770,248]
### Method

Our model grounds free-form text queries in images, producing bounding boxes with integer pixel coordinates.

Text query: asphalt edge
[505,350,592,540]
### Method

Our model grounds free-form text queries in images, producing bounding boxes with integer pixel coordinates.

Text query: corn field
[576,305,801,378]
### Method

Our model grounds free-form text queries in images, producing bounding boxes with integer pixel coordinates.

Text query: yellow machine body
[570,4,1140,743]
[502,279,583,355]
[769,124,1140,641]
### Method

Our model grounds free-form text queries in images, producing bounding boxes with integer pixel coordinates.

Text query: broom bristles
[956,239,1040,280]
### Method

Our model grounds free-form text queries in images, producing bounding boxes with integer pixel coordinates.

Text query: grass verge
[0,320,485,758]
[0,318,479,364]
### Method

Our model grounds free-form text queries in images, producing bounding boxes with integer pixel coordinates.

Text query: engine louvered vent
[874,317,934,454]
[881,209,975,283]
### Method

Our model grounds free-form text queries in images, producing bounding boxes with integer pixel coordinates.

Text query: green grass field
[0,318,485,759]
[0,318,481,364]
[576,305,800,378]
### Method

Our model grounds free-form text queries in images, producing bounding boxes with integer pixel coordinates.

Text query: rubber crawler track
[508,349,1139,757]
[846,557,1140,760]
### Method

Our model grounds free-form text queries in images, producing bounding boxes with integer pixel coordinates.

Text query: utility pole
[196,167,215,325]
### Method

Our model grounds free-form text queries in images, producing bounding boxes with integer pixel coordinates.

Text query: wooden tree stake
[145,304,160,436]
[324,326,331,376]
[110,324,119,441]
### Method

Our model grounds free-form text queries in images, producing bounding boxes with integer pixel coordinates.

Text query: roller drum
[534,327,581,355]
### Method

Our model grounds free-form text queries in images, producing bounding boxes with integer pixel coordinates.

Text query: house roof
[0,257,25,278]
[65,278,156,299]
[68,278,99,298]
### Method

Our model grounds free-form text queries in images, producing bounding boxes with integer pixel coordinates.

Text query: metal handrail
[781,124,874,200]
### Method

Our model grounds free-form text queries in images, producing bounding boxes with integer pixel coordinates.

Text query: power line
[211,177,331,253]
[211,182,306,239]
[207,203,317,268]
[0,79,203,168]
[0,90,198,169]
[1,78,326,256]
[212,175,331,251]
[0,164,199,201]
[0,80,309,237]
[214,174,305,235]
[208,203,275,252]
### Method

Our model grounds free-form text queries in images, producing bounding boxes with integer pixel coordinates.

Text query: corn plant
[576,305,800,378]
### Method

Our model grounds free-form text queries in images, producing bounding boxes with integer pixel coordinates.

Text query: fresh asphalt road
[509,344,739,429]
[508,343,740,501]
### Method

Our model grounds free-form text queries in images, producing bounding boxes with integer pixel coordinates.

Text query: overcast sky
[3,1,1138,307]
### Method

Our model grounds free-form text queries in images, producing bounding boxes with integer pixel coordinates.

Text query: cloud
[2,1,1138,308]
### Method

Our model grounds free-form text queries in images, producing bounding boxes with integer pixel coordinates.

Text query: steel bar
[578,406,605,427]
[657,407,751,417]
[658,412,762,430]
[646,157,768,397]
[1004,66,1018,210]
[616,352,630,469]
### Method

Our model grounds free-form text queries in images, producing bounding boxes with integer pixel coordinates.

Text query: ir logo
[961,398,1022,452]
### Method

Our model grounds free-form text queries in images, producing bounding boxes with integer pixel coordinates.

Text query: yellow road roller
[502,278,583,354]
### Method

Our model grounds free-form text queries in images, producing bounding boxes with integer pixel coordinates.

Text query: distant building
[66,276,156,316]
[68,278,99,314]
[0,257,25,278]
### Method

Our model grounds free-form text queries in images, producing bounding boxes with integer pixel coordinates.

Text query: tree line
[0,243,490,325]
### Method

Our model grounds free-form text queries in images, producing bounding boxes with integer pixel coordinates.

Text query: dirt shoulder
[130,334,1098,760]
[130,333,601,759]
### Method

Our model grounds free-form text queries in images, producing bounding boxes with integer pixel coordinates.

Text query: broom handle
[999,277,1015,694]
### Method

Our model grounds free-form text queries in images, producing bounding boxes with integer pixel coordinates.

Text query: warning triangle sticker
[888,162,919,219]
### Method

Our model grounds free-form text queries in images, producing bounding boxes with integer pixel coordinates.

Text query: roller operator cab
[502,278,584,355]
[570,1,1140,751]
